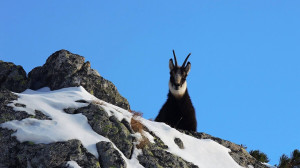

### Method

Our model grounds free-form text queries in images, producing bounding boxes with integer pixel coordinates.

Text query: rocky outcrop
[0,50,268,168]
[138,142,198,168]
[28,50,130,110]
[96,141,126,168]
[65,103,134,159]
[0,61,28,93]
[0,89,31,124]
[0,90,100,168]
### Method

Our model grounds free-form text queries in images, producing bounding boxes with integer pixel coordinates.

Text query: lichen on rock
[0,61,28,93]
[72,103,134,159]
[27,49,130,110]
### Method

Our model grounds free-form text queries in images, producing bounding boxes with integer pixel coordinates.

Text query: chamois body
[156,89,197,131]
[155,50,197,132]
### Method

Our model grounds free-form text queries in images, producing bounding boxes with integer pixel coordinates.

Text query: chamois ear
[169,58,174,71]
[185,62,191,75]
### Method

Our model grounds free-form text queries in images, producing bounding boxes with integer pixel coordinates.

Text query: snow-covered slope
[1,86,245,168]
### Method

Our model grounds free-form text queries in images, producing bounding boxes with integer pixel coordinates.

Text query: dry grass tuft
[130,110,150,149]
[131,117,144,133]
[136,136,150,149]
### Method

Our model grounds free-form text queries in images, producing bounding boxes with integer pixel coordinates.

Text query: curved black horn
[172,50,178,67]
[182,53,191,67]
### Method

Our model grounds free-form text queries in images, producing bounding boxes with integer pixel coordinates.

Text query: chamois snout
[170,69,185,90]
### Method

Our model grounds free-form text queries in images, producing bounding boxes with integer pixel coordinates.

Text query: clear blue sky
[1,1,299,165]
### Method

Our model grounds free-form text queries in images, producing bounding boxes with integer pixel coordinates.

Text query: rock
[34,110,52,120]
[73,103,134,159]
[96,141,126,168]
[0,128,20,168]
[138,143,198,168]
[28,49,130,110]
[174,137,184,149]
[0,127,100,168]
[0,89,52,123]
[0,89,31,124]
[17,139,100,168]
[0,61,28,92]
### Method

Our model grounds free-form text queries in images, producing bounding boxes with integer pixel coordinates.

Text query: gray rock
[28,49,130,110]
[34,110,52,120]
[0,89,31,124]
[0,89,52,123]
[0,61,28,93]
[138,143,198,168]
[96,141,126,168]
[0,90,100,168]
[0,127,100,168]
[16,139,100,168]
[133,126,197,168]
[174,137,184,149]
[73,103,134,159]
[0,128,20,168]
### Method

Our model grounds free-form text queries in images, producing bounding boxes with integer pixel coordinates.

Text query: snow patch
[141,119,243,168]
[1,86,246,168]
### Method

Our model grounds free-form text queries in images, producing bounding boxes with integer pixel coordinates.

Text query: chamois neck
[169,80,187,99]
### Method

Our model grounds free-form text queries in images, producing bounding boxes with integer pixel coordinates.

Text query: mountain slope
[1,86,247,168]
[0,50,267,168]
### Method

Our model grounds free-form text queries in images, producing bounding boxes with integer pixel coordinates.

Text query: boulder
[96,141,126,168]
[0,61,28,93]
[28,50,130,110]
[66,103,134,159]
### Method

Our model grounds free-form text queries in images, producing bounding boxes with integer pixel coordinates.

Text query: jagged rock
[0,128,19,168]
[96,141,126,168]
[0,128,100,168]
[17,139,100,168]
[181,131,268,168]
[28,49,130,110]
[0,90,51,123]
[138,143,198,168]
[0,89,31,124]
[0,61,28,93]
[71,103,134,159]
[134,126,197,168]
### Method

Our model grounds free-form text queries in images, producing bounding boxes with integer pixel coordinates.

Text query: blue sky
[1,1,299,165]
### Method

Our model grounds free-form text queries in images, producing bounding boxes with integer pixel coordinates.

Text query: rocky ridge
[0,50,267,168]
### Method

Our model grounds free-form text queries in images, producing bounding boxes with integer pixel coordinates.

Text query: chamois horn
[182,53,191,67]
[172,50,178,67]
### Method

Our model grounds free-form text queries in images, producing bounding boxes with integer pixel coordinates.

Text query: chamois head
[169,50,191,98]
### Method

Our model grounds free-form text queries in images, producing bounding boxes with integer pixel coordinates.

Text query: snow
[263,163,277,168]
[141,119,243,168]
[2,87,107,157]
[66,161,81,168]
[1,86,246,168]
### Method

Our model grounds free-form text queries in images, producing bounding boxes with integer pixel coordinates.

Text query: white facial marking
[169,80,187,99]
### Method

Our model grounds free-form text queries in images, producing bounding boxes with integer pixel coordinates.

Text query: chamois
[155,50,197,132]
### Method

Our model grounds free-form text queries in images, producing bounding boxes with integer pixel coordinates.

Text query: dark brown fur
[155,89,197,131]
